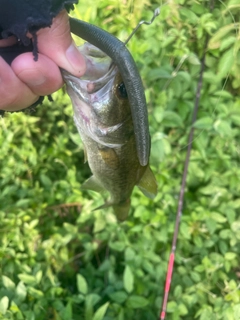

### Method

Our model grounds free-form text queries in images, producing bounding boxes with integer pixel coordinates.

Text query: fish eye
[116,82,128,99]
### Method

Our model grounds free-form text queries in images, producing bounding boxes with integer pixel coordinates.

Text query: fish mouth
[62,63,116,105]
[62,43,131,147]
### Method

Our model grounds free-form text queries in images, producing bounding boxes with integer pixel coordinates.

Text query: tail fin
[94,199,131,221]
[112,200,131,221]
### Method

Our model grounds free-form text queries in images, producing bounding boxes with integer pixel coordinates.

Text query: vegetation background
[0,0,240,319]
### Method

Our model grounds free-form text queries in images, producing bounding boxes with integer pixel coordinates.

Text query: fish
[69,17,150,167]
[62,43,157,221]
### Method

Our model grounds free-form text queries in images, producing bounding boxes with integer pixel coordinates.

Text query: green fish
[62,43,157,220]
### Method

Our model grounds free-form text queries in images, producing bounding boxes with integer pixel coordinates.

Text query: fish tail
[112,199,131,221]
[95,199,131,221]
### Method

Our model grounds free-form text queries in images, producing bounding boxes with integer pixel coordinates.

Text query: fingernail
[24,73,46,86]
[66,42,86,75]
[28,76,46,86]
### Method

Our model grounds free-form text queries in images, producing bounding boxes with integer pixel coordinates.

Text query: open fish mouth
[62,43,132,148]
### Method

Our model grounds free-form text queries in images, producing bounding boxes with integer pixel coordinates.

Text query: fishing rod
[159,45,208,319]
[159,0,215,316]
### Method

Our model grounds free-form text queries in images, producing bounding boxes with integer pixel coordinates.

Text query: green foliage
[1,0,240,319]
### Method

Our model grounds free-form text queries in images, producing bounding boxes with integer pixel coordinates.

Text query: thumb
[35,10,86,76]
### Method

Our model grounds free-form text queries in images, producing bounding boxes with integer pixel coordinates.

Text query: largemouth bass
[62,43,157,220]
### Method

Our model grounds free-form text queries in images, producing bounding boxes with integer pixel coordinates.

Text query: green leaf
[63,222,78,234]
[211,212,227,223]
[180,8,198,24]
[218,48,234,78]
[230,115,240,126]
[148,68,172,81]
[0,296,9,315]
[40,174,52,187]
[123,265,134,293]
[9,301,24,318]
[93,211,106,233]
[16,199,31,208]
[173,285,182,299]
[61,302,72,320]
[15,281,27,302]
[28,287,44,298]
[190,271,201,283]
[127,296,149,309]
[28,219,39,229]
[233,304,240,319]
[178,303,188,316]
[188,53,201,65]
[109,291,128,304]
[193,117,213,129]
[162,111,184,128]
[225,252,237,261]
[206,219,217,234]
[199,307,215,320]
[18,274,37,286]
[109,241,125,252]
[124,247,136,261]
[166,301,177,313]
[219,229,232,239]
[77,274,88,295]
[214,119,232,137]
[92,302,109,320]
[35,270,43,284]
[2,276,15,290]
[220,36,236,51]
[209,24,236,49]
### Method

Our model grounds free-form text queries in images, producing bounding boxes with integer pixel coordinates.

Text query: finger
[0,57,38,111]
[36,10,86,77]
[0,36,17,47]
[12,52,63,96]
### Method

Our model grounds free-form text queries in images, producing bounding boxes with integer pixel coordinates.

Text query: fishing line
[124,7,161,45]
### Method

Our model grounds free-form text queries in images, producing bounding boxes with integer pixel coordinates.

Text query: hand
[0,10,86,111]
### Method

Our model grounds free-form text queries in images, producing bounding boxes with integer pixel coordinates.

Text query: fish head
[62,43,133,148]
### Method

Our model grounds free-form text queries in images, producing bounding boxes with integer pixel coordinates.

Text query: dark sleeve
[0,0,78,62]
[0,0,78,115]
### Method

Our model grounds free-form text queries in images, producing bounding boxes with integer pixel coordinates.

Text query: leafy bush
[1,0,240,319]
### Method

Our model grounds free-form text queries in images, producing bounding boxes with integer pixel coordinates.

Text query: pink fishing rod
[159,30,210,320]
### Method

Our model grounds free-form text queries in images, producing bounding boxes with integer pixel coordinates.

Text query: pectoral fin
[81,175,105,193]
[98,146,119,169]
[137,166,157,199]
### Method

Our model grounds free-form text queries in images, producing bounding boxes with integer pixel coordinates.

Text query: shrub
[0,0,240,319]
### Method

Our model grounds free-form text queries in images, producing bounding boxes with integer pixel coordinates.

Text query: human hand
[0,10,86,111]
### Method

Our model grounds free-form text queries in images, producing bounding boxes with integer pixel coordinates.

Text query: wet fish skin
[62,44,157,220]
